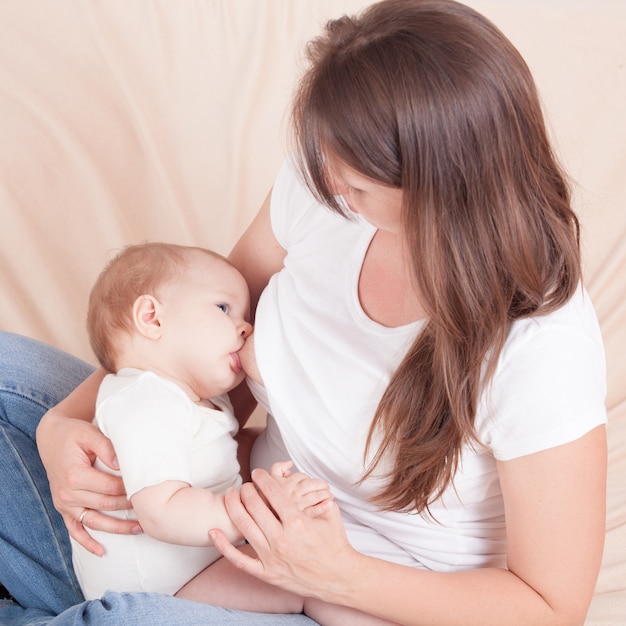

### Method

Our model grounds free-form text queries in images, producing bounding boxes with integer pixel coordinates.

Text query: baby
[71,242,330,602]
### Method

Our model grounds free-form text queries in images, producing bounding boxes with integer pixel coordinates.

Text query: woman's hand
[209,467,354,600]
[36,406,139,556]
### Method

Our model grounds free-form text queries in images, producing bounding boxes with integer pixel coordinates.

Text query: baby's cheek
[239,332,263,384]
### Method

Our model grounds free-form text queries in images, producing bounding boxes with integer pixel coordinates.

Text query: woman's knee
[0,332,94,429]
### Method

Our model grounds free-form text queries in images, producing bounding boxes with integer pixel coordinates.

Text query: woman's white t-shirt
[250,159,607,571]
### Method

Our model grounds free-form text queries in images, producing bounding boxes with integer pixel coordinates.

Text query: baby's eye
[216,304,229,314]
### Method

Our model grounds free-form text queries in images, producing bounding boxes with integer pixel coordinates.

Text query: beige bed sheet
[0,1,624,622]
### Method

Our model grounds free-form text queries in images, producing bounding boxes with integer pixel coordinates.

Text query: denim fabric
[0,333,319,625]
[50,593,319,625]
[0,593,319,626]
[0,599,55,626]
[0,332,94,614]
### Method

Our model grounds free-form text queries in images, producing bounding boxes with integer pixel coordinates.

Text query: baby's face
[157,252,253,400]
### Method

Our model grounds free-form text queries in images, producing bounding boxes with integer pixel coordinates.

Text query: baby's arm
[131,481,242,546]
[130,462,330,547]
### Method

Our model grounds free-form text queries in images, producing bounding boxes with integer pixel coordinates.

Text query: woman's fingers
[80,507,141,534]
[59,466,140,546]
[66,497,143,554]
[66,515,106,556]
[250,468,302,522]
[61,465,124,501]
[294,482,333,504]
[209,528,266,579]
[36,404,144,548]
[37,412,141,541]
[66,465,127,503]
[217,469,358,598]
[54,464,131,529]
[303,498,335,518]
[86,430,120,472]
[287,474,329,492]
[299,491,334,515]
[233,482,284,541]
[67,418,119,470]
[42,416,128,506]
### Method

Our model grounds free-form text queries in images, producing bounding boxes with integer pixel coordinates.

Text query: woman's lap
[1,592,319,626]
[0,332,95,614]
[0,333,316,625]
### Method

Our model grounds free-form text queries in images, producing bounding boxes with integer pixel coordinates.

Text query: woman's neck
[358,229,426,327]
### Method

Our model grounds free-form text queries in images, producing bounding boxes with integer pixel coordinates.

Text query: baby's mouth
[230,352,243,373]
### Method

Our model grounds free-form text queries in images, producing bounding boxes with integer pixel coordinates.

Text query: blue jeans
[0,332,317,625]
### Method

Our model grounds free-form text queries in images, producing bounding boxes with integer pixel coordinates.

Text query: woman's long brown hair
[291,0,581,514]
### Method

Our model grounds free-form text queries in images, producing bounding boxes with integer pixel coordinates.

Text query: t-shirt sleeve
[96,376,196,497]
[270,158,323,249]
[477,317,607,461]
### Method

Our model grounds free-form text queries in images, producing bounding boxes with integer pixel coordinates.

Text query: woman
[0,0,606,624]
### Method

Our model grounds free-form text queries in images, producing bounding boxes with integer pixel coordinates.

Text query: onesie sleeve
[96,374,196,497]
[476,300,607,461]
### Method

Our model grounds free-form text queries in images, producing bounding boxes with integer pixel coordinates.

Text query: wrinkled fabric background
[0,2,624,623]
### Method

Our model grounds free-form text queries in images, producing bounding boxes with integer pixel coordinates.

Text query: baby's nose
[240,321,253,338]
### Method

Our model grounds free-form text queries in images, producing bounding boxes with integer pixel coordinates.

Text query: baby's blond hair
[87,242,222,372]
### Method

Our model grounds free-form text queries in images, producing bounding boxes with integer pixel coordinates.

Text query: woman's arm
[211,425,607,626]
[228,188,286,319]
[36,368,139,556]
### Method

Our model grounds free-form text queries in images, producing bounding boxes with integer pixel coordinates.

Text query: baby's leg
[176,544,304,614]
[304,597,401,626]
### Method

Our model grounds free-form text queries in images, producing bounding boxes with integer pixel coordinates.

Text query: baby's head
[88,243,252,399]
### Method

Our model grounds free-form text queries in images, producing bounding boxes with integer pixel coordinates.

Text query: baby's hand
[269,460,294,479]
[269,461,333,518]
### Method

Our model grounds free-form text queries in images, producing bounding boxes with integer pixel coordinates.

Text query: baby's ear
[133,295,162,339]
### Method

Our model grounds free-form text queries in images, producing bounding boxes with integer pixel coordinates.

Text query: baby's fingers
[299,477,331,494]
[269,460,294,478]
[284,473,330,493]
